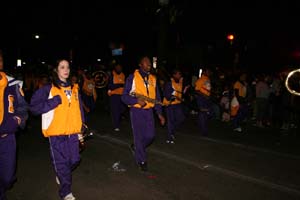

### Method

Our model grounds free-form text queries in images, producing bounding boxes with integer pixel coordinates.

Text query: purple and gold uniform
[81,76,97,122]
[0,72,28,200]
[233,79,248,130]
[195,74,211,136]
[108,70,126,129]
[163,78,185,141]
[30,81,84,199]
[122,69,162,165]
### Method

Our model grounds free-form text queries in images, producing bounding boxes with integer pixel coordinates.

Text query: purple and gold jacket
[0,72,28,135]
[30,82,85,126]
[121,69,162,114]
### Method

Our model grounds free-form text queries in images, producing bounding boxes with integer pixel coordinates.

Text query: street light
[227,34,234,45]
[35,34,40,39]
[17,59,22,67]
[227,34,234,41]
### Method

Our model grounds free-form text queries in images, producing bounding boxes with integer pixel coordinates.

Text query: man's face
[173,71,182,81]
[205,69,212,77]
[85,72,92,80]
[240,74,247,81]
[0,55,3,70]
[71,76,78,84]
[115,64,122,73]
[139,57,152,73]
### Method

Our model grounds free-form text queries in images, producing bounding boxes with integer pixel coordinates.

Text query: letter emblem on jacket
[8,94,15,113]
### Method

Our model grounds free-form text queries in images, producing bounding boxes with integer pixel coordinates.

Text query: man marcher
[122,56,165,172]
[194,68,212,136]
[163,69,188,144]
[108,63,126,131]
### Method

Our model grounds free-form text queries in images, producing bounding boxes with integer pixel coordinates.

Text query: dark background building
[1,0,300,72]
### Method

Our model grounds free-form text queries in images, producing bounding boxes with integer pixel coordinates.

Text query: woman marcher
[30,59,85,200]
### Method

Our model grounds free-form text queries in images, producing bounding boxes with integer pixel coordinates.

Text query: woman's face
[57,60,70,81]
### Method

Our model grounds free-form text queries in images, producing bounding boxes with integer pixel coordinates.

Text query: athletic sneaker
[55,176,60,185]
[166,140,175,144]
[170,135,175,141]
[139,162,148,172]
[64,193,76,200]
[233,127,242,132]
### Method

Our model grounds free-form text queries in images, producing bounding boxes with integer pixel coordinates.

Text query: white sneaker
[114,128,120,132]
[55,176,60,185]
[234,127,242,132]
[64,193,76,200]
[166,140,175,144]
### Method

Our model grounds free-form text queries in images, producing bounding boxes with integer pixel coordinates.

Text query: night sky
[1,1,300,68]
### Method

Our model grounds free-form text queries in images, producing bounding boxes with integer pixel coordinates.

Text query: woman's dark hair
[52,59,72,89]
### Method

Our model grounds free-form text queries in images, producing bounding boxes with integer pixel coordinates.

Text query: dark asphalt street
[6,103,300,200]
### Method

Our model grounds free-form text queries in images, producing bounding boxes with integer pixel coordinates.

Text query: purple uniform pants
[49,135,80,199]
[166,104,185,140]
[196,95,211,136]
[232,103,248,128]
[82,93,95,122]
[130,107,155,164]
[0,134,16,200]
[110,95,125,129]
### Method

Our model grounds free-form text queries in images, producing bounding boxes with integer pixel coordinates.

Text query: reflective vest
[42,84,82,137]
[0,72,8,125]
[195,75,211,96]
[163,78,183,106]
[230,96,239,117]
[108,70,125,96]
[234,81,247,98]
[82,78,97,101]
[130,70,156,109]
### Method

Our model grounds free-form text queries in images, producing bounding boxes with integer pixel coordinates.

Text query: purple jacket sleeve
[78,92,85,123]
[154,85,162,115]
[121,74,138,106]
[164,81,173,101]
[14,85,29,129]
[30,84,62,115]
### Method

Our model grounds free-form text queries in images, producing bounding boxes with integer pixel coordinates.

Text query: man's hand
[78,133,85,152]
[137,99,147,107]
[183,85,190,94]
[158,114,166,126]
[14,116,21,125]
[83,104,90,113]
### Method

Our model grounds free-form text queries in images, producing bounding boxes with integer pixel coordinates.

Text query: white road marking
[94,133,300,197]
